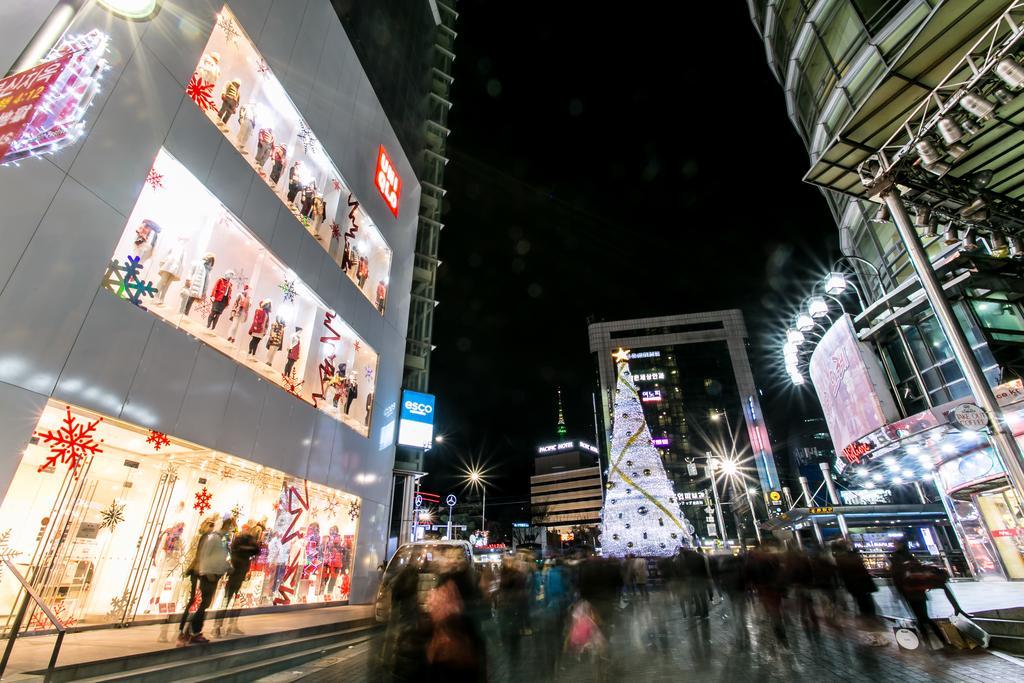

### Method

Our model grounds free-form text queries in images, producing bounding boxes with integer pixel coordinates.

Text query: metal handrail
[0,558,66,683]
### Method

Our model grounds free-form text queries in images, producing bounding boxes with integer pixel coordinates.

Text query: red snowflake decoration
[330,221,341,240]
[282,372,305,398]
[193,487,213,515]
[353,341,361,352]
[257,59,270,77]
[146,430,170,451]
[331,178,341,191]
[29,602,75,631]
[36,406,103,478]
[186,74,216,112]
[145,169,164,190]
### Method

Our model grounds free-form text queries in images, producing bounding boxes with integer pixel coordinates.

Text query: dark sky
[422,2,838,507]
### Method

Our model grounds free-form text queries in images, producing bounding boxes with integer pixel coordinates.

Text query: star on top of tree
[612,348,631,363]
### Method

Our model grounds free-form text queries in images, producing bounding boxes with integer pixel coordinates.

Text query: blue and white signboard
[397,390,436,448]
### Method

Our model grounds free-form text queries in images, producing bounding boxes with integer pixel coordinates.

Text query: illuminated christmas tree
[601,348,690,556]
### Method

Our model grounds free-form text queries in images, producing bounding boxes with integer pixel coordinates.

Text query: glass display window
[104,147,379,436]
[975,488,1024,579]
[186,4,393,314]
[0,402,360,631]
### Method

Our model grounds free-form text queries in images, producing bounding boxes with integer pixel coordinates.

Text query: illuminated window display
[186,5,393,314]
[0,402,359,630]
[104,148,378,436]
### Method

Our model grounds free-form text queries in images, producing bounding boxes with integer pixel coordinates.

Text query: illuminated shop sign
[2,401,360,626]
[676,491,707,507]
[398,390,435,449]
[629,351,660,359]
[840,489,892,505]
[187,5,393,314]
[537,441,600,455]
[104,148,378,436]
[634,372,665,382]
[641,390,662,403]
[0,30,109,165]
[375,145,401,217]
[651,437,670,447]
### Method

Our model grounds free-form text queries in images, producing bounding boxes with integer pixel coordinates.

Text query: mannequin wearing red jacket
[247,300,271,356]
[206,270,234,330]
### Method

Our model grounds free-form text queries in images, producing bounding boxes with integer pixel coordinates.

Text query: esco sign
[405,400,433,418]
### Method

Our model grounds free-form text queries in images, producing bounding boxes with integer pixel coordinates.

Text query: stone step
[37,618,378,683]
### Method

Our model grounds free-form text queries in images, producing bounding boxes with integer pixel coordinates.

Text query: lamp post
[707,457,729,544]
[744,486,763,545]
[465,468,487,537]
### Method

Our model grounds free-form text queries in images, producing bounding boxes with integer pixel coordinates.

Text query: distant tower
[556,387,568,439]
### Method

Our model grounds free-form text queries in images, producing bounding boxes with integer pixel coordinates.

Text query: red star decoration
[193,487,213,515]
[146,430,170,451]
[186,74,216,112]
[36,406,104,478]
[330,222,341,240]
[145,169,164,190]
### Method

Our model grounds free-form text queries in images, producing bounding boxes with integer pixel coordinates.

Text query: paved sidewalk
[2,603,373,680]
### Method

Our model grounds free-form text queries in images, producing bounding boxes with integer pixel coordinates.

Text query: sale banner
[0,53,73,161]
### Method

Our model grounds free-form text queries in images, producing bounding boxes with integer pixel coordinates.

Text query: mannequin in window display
[236,102,257,151]
[205,269,234,330]
[365,391,373,426]
[299,182,316,219]
[375,280,387,313]
[254,128,275,171]
[217,78,241,125]
[301,522,321,591]
[132,218,161,263]
[264,530,288,595]
[180,252,215,316]
[284,328,301,378]
[286,161,303,205]
[310,194,326,233]
[319,525,345,597]
[194,51,221,86]
[329,372,346,409]
[155,236,189,304]
[344,374,359,415]
[247,299,271,356]
[226,284,250,343]
[266,318,285,366]
[270,145,287,185]
[356,256,369,289]
[148,522,185,615]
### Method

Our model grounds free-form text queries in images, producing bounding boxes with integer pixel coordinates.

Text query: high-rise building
[752,1,1024,576]
[0,0,440,631]
[589,311,780,542]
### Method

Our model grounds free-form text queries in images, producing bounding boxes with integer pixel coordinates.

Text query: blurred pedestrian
[890,540,947,649]
[425,569,487,682]
[181,514,234,644]
[174,515,218,645]
[216,519,263,636]
[747,543,789,648]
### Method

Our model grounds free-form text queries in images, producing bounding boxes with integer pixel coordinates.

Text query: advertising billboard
[809,315,899,464]
[397,390,435,449]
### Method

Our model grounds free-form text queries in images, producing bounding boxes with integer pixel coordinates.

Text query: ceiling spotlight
[902,469,915,478]
[863,481,876,489]
[994,88,1015,105]
[824,271,847,296]
[791,374,805,386]
[960,196,988,218]
[893,476,903,485]
[960,92,996,120]
[808,296,829,319]
[795,313,815,332]
[871,203,890,223]
[943,224,960,245]
[937,117,963,144]
[913,205,931,229]
[915,139,943,166]
[871,473,884,482]
[996,57,1024,89]
[961,118,981,135]
[970,169,995,189]
[884,456,898,469]
[1010,234,1024,258]
[787,328,805,345]
[906,444,921,455]
[922,159,952,177]
[991,232,1009,258]
[947,142,970,159]
[962,229,978,251]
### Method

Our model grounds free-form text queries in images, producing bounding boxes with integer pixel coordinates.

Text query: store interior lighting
[995,57,1024,89]
[936,117,963,145]
[959,91,996,120]
[795,313,814,332]
[786,328,805,345]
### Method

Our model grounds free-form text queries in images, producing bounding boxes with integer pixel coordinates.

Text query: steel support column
[799,476,824,546]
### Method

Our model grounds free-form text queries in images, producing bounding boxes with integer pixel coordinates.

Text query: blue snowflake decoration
[123,254,143,281]
[365,366,374,381]
[124,277,158,306]
[101,257,159,307]
[278,279,297,302]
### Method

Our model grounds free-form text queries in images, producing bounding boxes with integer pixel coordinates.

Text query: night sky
[422,2,838,509]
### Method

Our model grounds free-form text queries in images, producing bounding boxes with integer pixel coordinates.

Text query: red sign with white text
[0,53,73,161]
[374,145,401,217]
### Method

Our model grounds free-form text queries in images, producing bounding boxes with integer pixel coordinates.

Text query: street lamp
[745,486,763,544]
[706,456,729,544]
[463,467,489,536]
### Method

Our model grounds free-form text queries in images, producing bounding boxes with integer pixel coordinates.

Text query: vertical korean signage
[397,390,435,448]
[808,315,899,465]
[375,145,401,217]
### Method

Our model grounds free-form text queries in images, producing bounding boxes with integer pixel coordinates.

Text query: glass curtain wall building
[751,0,1024,576]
